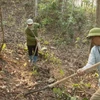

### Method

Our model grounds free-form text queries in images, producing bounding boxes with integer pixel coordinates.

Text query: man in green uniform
[25,18,39,66]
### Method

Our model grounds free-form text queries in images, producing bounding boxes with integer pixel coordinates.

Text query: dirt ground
[0,0,98,100]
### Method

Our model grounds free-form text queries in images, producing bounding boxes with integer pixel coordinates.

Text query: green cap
[87,28,100,38]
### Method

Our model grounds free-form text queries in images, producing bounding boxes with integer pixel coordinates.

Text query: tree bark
[35,0,38,18]
[0,7,4,54]
[96,0,100,27]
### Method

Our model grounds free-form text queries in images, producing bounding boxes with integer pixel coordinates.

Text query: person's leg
[33,45,38,62]
[27,45,33,62]
[90,88,100,100]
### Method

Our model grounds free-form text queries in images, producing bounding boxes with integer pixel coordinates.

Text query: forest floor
[0,0,98,100]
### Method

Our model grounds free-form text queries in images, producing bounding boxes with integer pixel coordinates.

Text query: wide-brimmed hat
[87,28,100,38]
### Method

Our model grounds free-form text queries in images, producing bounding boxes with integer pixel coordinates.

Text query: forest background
[0,0,100,100]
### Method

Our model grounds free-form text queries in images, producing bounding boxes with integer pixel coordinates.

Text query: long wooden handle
[48,73,77,88]
[83,62,100,72]
[48,62,100,88]
[23,62,100,96]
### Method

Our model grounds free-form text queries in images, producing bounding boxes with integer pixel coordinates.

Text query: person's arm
[77,47,96,75]
[82,47,95,70]
[34,23,40,37]
[33,23,41,41]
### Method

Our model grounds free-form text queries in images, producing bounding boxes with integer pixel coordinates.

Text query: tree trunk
[61,0,66,14]
[0,7,4,55]
[35,0,38,18]
[61,0,68,21]
[96,0,100,27]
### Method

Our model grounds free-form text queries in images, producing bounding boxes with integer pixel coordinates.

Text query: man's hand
[77,68,85,75]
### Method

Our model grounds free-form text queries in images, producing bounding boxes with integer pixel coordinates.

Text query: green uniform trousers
[90,88,100,100]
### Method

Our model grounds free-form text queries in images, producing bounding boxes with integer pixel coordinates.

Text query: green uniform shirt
[25,23,39,46]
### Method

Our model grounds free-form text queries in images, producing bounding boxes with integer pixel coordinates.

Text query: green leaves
[53,87,78,100]
[73,83,80,88]
[59,69,64,76]
[70,97,77,100]
[53,87,62,95]
[1,43,6,50]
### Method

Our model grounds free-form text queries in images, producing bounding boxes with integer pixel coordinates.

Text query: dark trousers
[27,45,38,56]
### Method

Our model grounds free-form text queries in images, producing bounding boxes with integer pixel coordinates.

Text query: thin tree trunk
[0,7,4,55]
[61,0,66,20]
[61,0,65,14]
[35,0,38,19]
[96,0,100,27]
